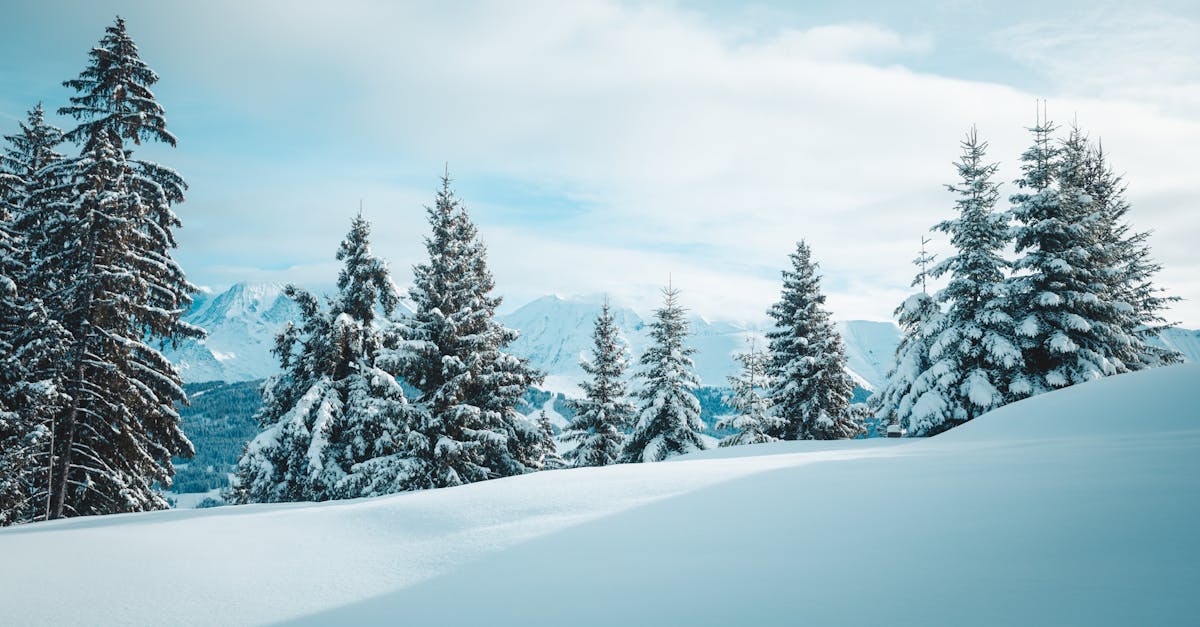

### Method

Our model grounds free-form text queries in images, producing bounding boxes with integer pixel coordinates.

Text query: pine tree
[2,104,65,249]
[0,105,71,525]
[1084,143,1182,368]
[620,286,706,462]
[925,127,1022,428]
[716,339,779,447]
[390,171,543,488]
[229,214,413,503]
[562,301,635,467]
[536,411,566,471]
[766,241,862,440]
[1008,118,1129,396]
[870,239,946,436]
[28,17,201,519]
[0,199,66,525]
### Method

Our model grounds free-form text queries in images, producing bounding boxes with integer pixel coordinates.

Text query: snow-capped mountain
[498,295,902,393]
[167,283,1198,392]
[164,283,300,383]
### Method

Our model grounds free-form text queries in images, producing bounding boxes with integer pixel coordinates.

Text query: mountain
[1152,327,1200,363]
[498,295,900,393]
[164,282,300,383]
[167,283,1193,393]
[5,364,1198,626]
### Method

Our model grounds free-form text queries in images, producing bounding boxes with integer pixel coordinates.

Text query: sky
[1,0,1198,326]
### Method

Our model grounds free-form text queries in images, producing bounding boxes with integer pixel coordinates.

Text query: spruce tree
[391,172,543,488]
[1084,143,1181,368]
[620,286,706,462]
[230,214,412,503]
[28,17,200,519]
[716,339,779,447]
[766,241,862,440]
[870,240,946,436]
[536,411,567,471]
[0,196,68,525]
[925,127,1022,427]
[0,105,71,525]
[562,301,635,467]
[1008,119,1129,396]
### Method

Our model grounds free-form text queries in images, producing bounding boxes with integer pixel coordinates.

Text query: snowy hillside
[2,364,1197,626]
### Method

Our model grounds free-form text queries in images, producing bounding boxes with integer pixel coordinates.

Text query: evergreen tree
[0,105,71,525]
[1008,119,1129,396]
[562,301,635,467]
[2,104,65,249]
[230,214,412,503]
[28,17,200,519]
[925,127,1022,427]
[766,241,862,440]
[1084,143,1182,368]
[716,339,779,447]
[870,239,946,436]
[620,286,706,462]
[390,172,543,488]
[535,411,566,471]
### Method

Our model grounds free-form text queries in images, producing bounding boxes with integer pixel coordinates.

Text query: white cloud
[70,0,1198,325]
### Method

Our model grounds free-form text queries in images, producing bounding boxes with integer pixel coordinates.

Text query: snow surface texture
[2,364,1197,626]
[168,286,905,389]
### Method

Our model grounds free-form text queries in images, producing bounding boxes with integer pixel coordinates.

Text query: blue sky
[2,0,1198,325]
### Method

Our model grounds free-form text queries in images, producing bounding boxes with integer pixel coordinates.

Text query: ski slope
[2,365,1197,626]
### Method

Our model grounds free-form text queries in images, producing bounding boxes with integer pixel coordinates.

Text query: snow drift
[1,365,1197,626]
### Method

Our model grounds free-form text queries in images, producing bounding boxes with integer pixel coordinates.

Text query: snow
[3,365,1198,624]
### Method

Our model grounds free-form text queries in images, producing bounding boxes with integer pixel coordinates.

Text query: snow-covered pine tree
[870,239,946,437]
[1008,118,1130,397]
[1084,143,1182,369]
[29,18,201,519]
[1,104,65,255]
[562,301,635,467]
[391,171,543,488]
[924,127,1022,429]
[0,115,70,523]
[229,214,412,503]
[766,241,863,440]
[620,285,706,462]
[716,339,779,447]
[535,411,566,471]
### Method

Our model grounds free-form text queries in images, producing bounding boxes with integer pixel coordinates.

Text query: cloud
[993,7,1200,115]
[7,0,1196,325]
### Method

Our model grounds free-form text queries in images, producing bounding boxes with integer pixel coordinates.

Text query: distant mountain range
[164,282,1199,394]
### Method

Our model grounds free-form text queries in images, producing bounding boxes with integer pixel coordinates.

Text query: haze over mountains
[165,283,1199,393]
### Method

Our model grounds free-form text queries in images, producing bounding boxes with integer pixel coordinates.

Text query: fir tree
[620,285,706,462]
[1,104,65,249]
[925,127,1022,428]
[870,238,947,436]
[1084,143,1181,368]
[0,105,70,525]
[562,301,635,467]
[716,339,779,447]
[536,411,566,471]
[766,241,862,440]
[230,214,412,503]
[1008,118,1130,396]
[390,171,543,488]
[28,17,200,519]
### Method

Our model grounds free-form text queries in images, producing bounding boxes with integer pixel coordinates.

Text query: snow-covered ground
[3,364,1197,626]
